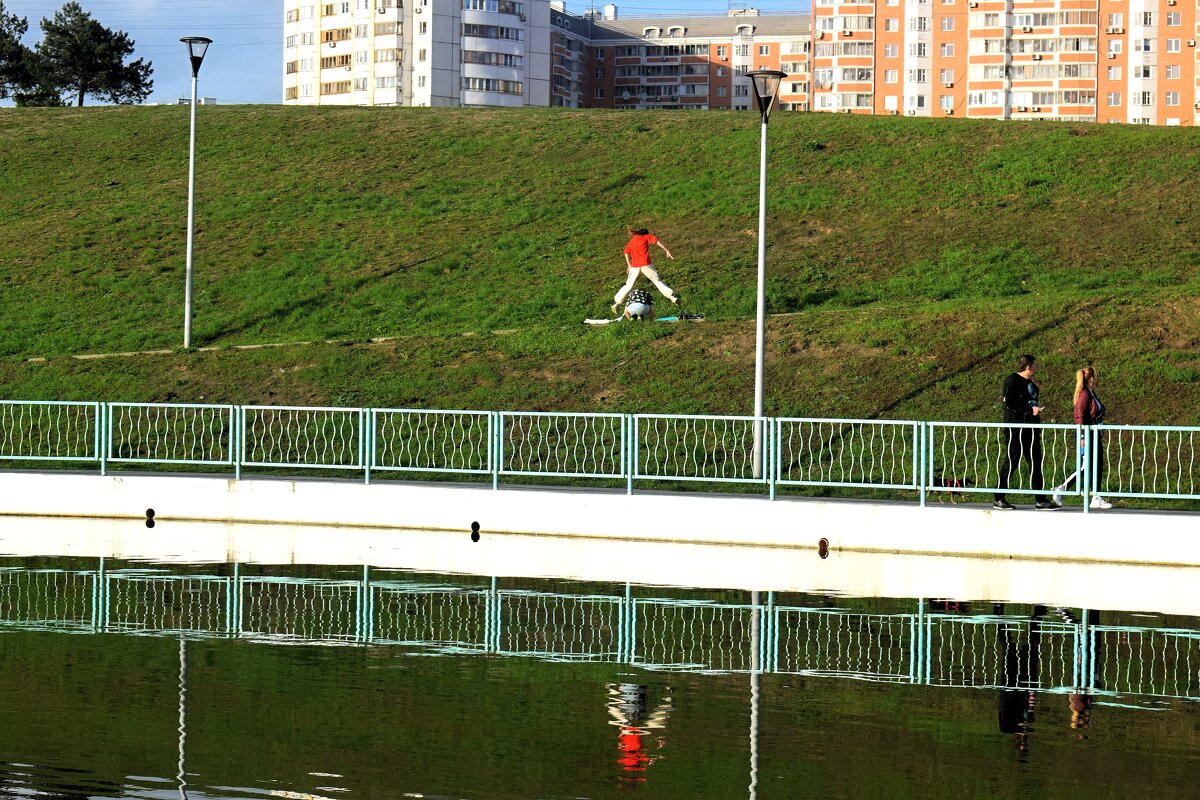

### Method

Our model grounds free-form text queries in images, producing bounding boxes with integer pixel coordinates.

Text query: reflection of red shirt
[617,729,650,775]
[624,234,658,267]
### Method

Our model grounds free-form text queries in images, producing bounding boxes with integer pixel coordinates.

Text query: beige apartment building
[284,0,1199,125]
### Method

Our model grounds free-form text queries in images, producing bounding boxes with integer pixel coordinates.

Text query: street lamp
[180,36,212,349]
[746,70,786,479]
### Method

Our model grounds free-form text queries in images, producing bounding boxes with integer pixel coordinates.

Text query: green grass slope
[1,105,1199,423]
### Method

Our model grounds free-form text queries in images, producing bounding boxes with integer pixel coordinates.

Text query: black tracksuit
[996,373,1048,503]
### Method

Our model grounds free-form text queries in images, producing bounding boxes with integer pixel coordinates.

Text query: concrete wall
[2,471,1198,568]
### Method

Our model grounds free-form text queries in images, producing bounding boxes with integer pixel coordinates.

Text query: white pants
[615,265,677,304]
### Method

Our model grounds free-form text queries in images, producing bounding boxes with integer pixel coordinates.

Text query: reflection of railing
[2,563,1196,707]
[4,400,1200,509]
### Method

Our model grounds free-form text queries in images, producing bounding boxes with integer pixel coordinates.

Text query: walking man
[994,354,1060,510]
[613,225,680,314]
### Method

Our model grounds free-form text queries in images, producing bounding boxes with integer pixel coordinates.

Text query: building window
[940,16,954,31]
[1166,91,1180,106]
[355,24,368,37]
[1142,11,1154,25]
[376,49,399,62]
[376,75,397,88]
[418,48,426,61]
[1135,39,1152,52]
[884,19,898,32]
[716,66,727,77]
[462,77,523,94]
[1106,92,1121,106]
[1136,91,1152,105]
[909,43,927,57]
[884,43,898,58]
[594,68,604,78]
[1166,39,1181,53]
[736,45,750,56]
[1108,40,1122,54]
[286,35,298,48]
[354,77,368,91]
[940,94,953,110]
[939,68,954,83]
[1167,11,1181,26]
[940,43,954,57]
[909,69,927,83]
[716,86,727,97]
[884,69,898,84]
[286,60,299,74]
[717,45,727,57]
[594,87,604,98]
[1106,66,1121,80]
[420,21,427,34]
[301,32,315,45]
[595,48,606,59]
[417,75,426,87]
[1107,13,1122,26]
[1134,65,1152,78]
[285,86,299,100]
[321,80,352,94]
[1166,64,1180,80]
[734,85,749,96]
[759,45,769,56]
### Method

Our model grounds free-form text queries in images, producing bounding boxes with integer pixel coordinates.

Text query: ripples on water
[1,559,1199,799]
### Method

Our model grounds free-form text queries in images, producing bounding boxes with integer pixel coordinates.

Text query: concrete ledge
[0,470,1194,567]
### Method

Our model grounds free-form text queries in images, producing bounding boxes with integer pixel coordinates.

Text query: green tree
[35,1,152,106]
[0,0,33,99]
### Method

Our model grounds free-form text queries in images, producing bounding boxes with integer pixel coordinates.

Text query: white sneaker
[1090,496,1113,510]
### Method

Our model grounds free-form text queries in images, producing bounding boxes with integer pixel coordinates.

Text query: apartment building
[284,0,1199,125]
[580,11,811,111]
[283,0,551,107]
[812,0,1199,124]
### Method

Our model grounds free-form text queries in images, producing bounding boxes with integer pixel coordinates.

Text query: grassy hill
[1,105,1199,423]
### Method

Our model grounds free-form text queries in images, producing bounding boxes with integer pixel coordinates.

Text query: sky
[6,0,807,104]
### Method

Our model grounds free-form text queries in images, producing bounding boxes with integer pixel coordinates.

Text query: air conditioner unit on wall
[1031,53,1042,60]
[1022,25,1032,32]
[889,109,898,115]
[1031,106,1040,111]
[1107,52,1116,58]
[943,81,953,88]
[946,108,954,114]
[842,30,853,36]
[1189,40,1197,47]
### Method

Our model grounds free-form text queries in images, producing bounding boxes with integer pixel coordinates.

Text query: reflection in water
[606,683,671,787]
[3,558,1200,798]
[179,637,189,800]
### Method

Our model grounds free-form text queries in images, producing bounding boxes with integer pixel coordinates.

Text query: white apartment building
[283,0,550,106]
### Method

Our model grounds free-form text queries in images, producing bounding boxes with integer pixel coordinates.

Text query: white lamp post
[746,70,786,479]
[180,36,212,349]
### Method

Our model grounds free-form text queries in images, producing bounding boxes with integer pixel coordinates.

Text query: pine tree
[34,1,153,106]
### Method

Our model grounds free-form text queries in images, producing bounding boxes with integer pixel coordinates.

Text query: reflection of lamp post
[180,36,212,349]
[746,70,786,478]
[748,590,761,800]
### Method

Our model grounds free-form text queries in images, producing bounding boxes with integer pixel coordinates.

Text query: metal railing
[0,562,1193,707]
[3,399,1200,509]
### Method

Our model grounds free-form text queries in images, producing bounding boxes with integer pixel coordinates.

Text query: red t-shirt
[624,234,658,268]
